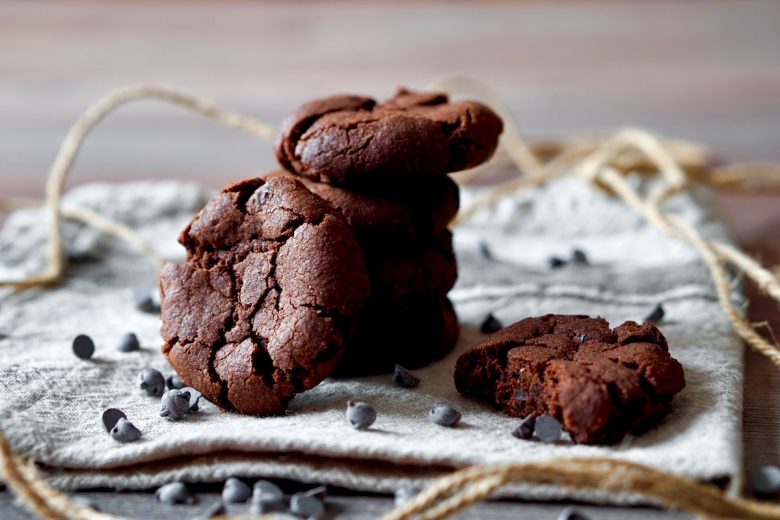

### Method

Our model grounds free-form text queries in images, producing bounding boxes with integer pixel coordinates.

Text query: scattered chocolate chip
[166,374,185,390]
[181,386,202,412]
[511,414,536,440]
[394,487,420,507]
[305,485,327,500]
[534,414,563,442]
[429,403,461,427]
[346,401,376,430]
[160,389,192,421]
[393,365,420,388]
[73,496,101,511]
[101,408,127,433]
[138,368,165,397]
[557,506,591,520]
[72,334,95,360]
[751,465,780,496]
[109,418,142,443]
[155,482,194,504]
[548,257,567,269]
[643,303,665,325]
[222,477,251,503]
[289,492,325,519]
[118,332,140,352]
[478,241,493,260]
[480,314,503,334]
[135,286,161,314]
[572,249,589,265]
[251,480,285,514]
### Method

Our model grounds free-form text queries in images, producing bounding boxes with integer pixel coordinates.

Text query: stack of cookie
[273,89,503,375]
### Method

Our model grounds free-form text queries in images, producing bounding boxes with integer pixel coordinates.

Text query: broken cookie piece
[159,176,370,415]
[454,314,685,444]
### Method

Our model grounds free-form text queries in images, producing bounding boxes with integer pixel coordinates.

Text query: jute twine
[2,80,780,519]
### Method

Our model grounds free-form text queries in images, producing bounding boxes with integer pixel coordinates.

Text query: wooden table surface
[2,1,780,518]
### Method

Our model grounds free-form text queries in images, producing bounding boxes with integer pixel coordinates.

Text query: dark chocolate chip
[155,482,193,504]
[429,403,461,427]
[511,414,536,440]
[557,506,591,520]
[534,415,562,442]
[101,408,127,433]
[118,332,140,352]
[109,418,142,443]
[138,368,165,397]
[549,257,567,269]
[643,303,665,324]
[166,374,185,390]
[393,365,420,388]
[480,314,503,334]
[346,401,376,430]
[571,249,589,265]
[751,465,780,496]
[290,493,324,519]
[72,334,95,360]
[222,477,251,503]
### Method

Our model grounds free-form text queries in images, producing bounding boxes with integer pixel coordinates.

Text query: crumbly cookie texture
[275,88,503,185]
[160,176,370,415]
[454,314,686,444]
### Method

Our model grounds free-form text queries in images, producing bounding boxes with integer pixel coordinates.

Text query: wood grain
[1,1,779,518]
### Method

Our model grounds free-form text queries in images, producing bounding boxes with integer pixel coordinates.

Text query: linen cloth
[0,176,744,502]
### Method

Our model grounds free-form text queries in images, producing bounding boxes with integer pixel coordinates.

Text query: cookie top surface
[160,176,370,415]
[275,88,503,185]
[454,314,685,444]
[265,170,459,245]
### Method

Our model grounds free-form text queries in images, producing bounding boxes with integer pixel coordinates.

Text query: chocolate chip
[160,389,191,421]
[393,365,420,388]
[394,487,420,507]
[155,482,193,504]
[478,241,493,260]
[250,480,285,514]
[643,303,665,325]
[548,257,566,269]
[480,314,503,334]
[289,493,324,519]
[534,414,562,442]
[346,401,376,430]
[571,249,588,265]
[751,465,780,496]
[138,368,165,397]
[118,332,140,352]
[109,418,142,443]
[557,506,591,520]
[222,477,251,503]
[166,374,185,390]
[101,408,127,433]
[429,403,461,427]
[181,386,203,413]
[135,286,161,314]
[511,414,536,440]
[72,334,95,360]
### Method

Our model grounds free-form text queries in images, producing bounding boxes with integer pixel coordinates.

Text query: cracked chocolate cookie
[159,176,370,415]
[454,314,685,444]
[265,170,459,245]
[334,297,460,376]
[275,89,503,185]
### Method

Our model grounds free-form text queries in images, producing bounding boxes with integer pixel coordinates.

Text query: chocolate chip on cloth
[275,88,503,185]
[265,170,459,246]
[454,314,686,444]
[160,176,370,415]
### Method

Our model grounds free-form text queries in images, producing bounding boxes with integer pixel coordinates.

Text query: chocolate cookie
[334,297,460,376]
[160,176,370,415]
[454,315,685,444]
[275,89,503,185]
[265,170,459,245]
[363,231,457,303]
